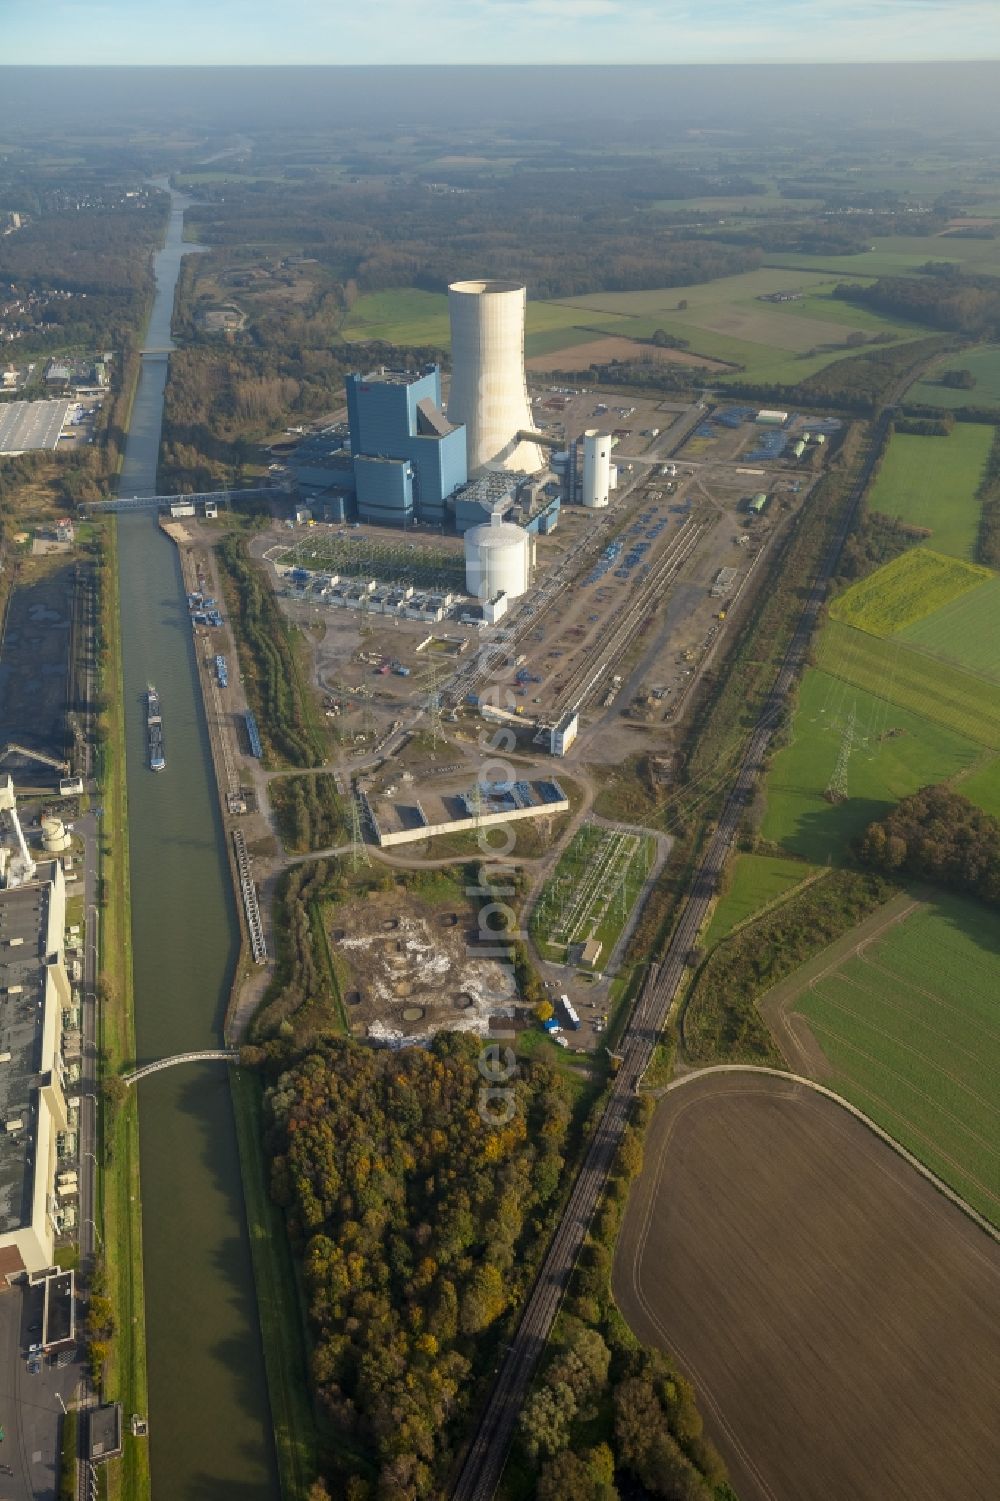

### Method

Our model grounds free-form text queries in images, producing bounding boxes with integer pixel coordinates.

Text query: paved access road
[449,409,894,1501]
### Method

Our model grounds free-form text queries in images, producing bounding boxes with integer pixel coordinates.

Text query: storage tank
[582,430,611,508]
[447,280,544,474]
[41,815,71,854]
[464,515,531,602]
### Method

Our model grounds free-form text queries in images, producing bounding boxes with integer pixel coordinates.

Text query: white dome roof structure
[464,517,532,602]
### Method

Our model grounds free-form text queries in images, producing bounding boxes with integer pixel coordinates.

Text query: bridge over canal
[124,1048,240,1086]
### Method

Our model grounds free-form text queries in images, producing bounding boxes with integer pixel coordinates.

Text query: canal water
[116,187,278,1498]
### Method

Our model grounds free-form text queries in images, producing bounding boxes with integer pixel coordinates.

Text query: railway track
[551,518,703,719]
[449,406,895,1501]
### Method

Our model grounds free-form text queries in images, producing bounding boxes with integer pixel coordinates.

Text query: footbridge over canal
[124,1048,240,1086]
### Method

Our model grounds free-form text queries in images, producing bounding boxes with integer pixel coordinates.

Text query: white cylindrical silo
[447,280,544,474]
[464,517,531,601]
[582,430,611,508]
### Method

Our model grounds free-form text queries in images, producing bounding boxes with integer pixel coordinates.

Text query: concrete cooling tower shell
[447,280,545,474]
[582,430,611,508]
[464,519,531,601]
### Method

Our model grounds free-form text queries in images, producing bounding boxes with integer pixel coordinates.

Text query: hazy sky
[3,0,999,65]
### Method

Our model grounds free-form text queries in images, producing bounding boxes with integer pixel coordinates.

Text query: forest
[834,269,1000,337]
[859,786,1000,904]
[263,1033,578,1498]
[181,172,761,299]
[0,189,167,354]
[976,428,1000,567]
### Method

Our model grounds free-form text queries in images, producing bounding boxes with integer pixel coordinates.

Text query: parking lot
[0,1281,83,1501]
[0,401,71,455]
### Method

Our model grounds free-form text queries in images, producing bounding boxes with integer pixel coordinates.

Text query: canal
[115,186,278,1498]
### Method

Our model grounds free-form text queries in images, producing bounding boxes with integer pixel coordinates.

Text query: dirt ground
[524,337,730,373]
[613,1071,1000,1501]
[330,885,518,1045]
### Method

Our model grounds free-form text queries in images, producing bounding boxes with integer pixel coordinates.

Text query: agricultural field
[866,424,994,559]
[614,1071,1000,1501]
[555,266,928,384]
[529,821,655,968]
[898,574,1000,681]
[908,345,1000,409]
[815,620,1000,748]
[341,288,631,356]
[765,232,1000,279]
[958,756,1000,818]
[704,853,818,946]
[343,268,929,386]
[829,548,992,637]
[778,894,1000,1224]
[760,665,982,861]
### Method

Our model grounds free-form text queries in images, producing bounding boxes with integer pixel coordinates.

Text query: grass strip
[96,517,150,1501]
[230,1070,318,1501]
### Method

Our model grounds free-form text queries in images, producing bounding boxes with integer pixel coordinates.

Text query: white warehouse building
[582,430,612,508]
[447,280,545,475]
[464,514,533,602]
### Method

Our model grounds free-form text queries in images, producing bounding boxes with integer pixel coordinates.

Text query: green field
[898,574,1000,682]
[908,345,1000,410]
[341,269,930,384]
[816,620,1000,748]
[765,233,1000,280]
[761,666,982,861]
[830,548,992,636]
[958,756,1000,818]
[555,267,930,384]
[342,288,631,355]
[792,893,1000,1224]
[530,822,655,967]
[866,424,994,559]
[705,853,819,946]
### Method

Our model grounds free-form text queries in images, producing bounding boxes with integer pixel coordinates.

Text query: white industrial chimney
[582,430,611,508]
[447,280,544,474]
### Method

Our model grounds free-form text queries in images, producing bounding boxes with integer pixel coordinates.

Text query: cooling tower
[582,430,611,508]
[447,280,545,474]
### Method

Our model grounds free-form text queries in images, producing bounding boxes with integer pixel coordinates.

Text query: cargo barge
[146,684,166,772]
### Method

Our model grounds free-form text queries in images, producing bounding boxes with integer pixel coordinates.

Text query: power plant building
[582,430,612,508]
[346,364,467,526]
[447,281,544,475]
[464,514,533,602]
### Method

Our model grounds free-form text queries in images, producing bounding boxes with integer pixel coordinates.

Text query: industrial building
[0,776,72,1280]
[464,513,534,603]
[346,364,467,526]
[447,280,545,474]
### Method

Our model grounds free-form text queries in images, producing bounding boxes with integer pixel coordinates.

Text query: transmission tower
[358,590,373,639]
[825,701,856,804]
[424,652,444,748]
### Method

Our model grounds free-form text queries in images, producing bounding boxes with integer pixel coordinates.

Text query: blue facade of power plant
[346,364,467,526]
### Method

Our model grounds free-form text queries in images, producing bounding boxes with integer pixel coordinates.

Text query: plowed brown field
[613,1071,1000,1501]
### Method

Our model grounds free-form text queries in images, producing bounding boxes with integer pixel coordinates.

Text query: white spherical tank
[582,430,611,508]
[447,280,545,474]
[464,518,531,602]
